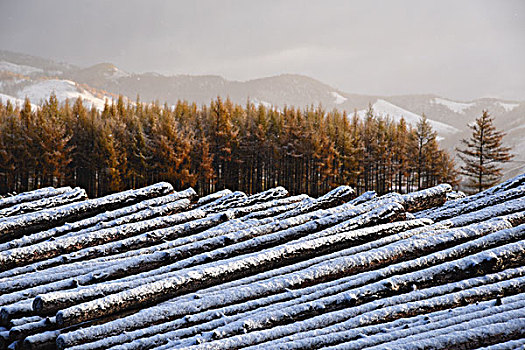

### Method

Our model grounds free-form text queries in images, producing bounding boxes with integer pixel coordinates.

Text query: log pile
[0,175,523,350]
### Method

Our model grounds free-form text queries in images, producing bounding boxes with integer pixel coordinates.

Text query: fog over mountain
[0,0,524,101]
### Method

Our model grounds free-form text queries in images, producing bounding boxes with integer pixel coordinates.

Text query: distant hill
[1,50,523,179]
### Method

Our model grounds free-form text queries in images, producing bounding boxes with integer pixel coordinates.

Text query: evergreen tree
[0,93,460,197]
[411,114,437,190]
[457,110,513,193]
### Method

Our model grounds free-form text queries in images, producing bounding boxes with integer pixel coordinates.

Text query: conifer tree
[0,93,460,197]
[411,114,437,190]
[457,110,513,193]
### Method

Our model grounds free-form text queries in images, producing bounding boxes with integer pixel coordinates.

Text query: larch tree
[457,109,513,193]
[412,114,437,190]
[0,94,459,197]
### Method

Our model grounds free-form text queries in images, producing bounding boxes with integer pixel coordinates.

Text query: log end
[32,297,43,315]
[55,311,65,328]
[0,309,10,328]
[55,334,66,350]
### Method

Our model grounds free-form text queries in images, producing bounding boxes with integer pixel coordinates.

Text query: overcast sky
[0,0,524,101]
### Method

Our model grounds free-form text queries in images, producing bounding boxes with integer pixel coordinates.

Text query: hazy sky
[1,0,524,101]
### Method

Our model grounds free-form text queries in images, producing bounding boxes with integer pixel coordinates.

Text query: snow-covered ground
[16,79,108,110]
[252,98,276,111]
[358,99,461,136]
[0,60,44,76]
[0,92,26,107]
[330,91,347,104]
[431,97,474,114]
[496,101,520,112]
[104,66,129,80]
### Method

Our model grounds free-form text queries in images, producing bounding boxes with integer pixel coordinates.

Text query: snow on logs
[0,187,74,210]
[0,188,87,219]
[0,178,523,350]
[0,182,174,243]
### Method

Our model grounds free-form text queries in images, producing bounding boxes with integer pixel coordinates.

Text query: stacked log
[0,188,87,218]
[0,178,522,350]
[0,188,196,252]
[0,188,73,210]
[0,182,174,242]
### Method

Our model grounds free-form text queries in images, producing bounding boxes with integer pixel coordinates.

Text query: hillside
[0,50,523,178]
[0,175,523,349]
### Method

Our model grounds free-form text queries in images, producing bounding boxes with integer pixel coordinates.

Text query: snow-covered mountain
[356,99,461,137]
[0,50,523,178]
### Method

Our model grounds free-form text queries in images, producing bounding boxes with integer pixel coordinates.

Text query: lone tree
[457,110,513,193]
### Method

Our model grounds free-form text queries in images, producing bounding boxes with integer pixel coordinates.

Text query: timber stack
[0,175,523,350]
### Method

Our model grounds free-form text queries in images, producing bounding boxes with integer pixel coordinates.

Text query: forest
[0,95,457,198]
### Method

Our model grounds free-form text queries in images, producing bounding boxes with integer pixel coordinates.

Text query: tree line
[0,94,458,197]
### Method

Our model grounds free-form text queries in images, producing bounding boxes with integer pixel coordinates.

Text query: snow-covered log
[0,188,86,219]
[22,330,60,350]
[242,201,306,220]
[0,189,196,254]
[205,239,524,339]
[0,200,207,272]
[0,182,173,242]
[275,186,355,220]
[196,189,232,206]
[240,187,290,207]
[181,274,525,349]
[416,186,525,221]
[52,220,516,348]
[44,220,432,348]
[0,208,207,279]
[398,183,451,212]
[198,187,292,214]
[4,212,228,306]
[137,220,517,347]
[32,216,425,317]
[6,317,42,329]
[8,316,55,342]
[142,297,525,350]
[347,191,376,206]
[0,177,520,350]
[0,187,72,211]
[230,194,308,218]
[0,259,118,300]
[250,294,525,350]
[358,317,525,350]
[0,198,191,270]
[34,216,509,330]
[196,191,247,213]
[53,202,404,326]
[444,197,525,228]
[0,301,33,326]
[323,304,525,350]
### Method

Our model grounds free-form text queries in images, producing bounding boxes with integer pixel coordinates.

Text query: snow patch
[496,101,519,112]
[0,61,43,76]
[330,91,347,105]
[252,99,275,110]
[0,92,26,107]
[432,97,474,114]
[357,99,461,135]
[104,66,129,80]
[16,79,108,110]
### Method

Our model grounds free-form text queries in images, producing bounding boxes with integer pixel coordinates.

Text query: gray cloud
[0,0,524,100]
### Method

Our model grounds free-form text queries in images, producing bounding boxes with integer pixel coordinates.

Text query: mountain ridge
[0,50,523,179]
